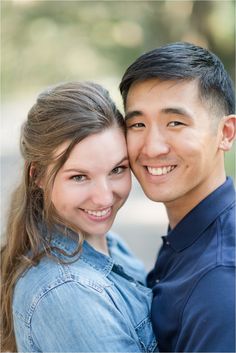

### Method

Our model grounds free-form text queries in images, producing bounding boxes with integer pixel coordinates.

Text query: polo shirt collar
[165,177,235,252]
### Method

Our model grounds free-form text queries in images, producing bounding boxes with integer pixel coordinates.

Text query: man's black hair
[120,42,235,116]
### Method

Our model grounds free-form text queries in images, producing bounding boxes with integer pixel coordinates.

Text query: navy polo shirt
[147,177,235,352]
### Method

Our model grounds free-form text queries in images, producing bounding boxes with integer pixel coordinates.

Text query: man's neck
[166,174,226,229]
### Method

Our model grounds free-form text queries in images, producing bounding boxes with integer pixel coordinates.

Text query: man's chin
[141,187,174,203]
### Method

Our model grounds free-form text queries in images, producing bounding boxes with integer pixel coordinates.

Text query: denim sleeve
[175,266,235,352]
[29,280,145,352]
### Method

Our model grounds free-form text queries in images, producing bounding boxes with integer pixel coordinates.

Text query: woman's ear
[219,115,236,151]
[29,163,35,179]
[30,163,44,188]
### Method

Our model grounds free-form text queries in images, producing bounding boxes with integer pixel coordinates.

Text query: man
[119,42,235,352]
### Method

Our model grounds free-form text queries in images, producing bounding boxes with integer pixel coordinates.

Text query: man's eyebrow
[162,107,194,120]
[125,110,143,121]
[125,107,194,121]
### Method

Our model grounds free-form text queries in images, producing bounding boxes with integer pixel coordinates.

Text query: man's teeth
[147,166,176,176]
[84,208,111,217]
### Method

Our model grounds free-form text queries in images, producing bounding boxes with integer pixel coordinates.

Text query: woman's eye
[168,121,185,127]
[71,175,87,182]
[111,166,127,175]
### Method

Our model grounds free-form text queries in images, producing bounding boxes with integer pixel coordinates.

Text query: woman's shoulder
[13,257,68,309]
[12,249,111,322]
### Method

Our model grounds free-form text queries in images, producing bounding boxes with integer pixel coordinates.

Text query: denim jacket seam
[58,261,114,289]
[58,262,73,279]
[80,254,114,275]
[25,281,156,353]
[25,278,73,326]
[24,279,77,352]
[25,273,114,326]
[25,278,117,348]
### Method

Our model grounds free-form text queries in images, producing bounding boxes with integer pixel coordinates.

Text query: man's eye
[71,175,87,182]
[127,122,145,129]
[111,166,127,175]
[168,121,185,127]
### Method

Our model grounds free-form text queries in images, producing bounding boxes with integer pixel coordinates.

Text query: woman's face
[50,127,131,237]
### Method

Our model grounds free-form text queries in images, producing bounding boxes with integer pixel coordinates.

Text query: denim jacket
[13,230,158,352]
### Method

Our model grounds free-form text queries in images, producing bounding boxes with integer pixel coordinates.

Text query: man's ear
[219,115,236,151]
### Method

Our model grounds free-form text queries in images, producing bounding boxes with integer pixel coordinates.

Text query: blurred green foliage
[2,0,235,96]
[1,0,235,178]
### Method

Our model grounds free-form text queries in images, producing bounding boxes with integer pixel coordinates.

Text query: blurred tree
[1,0,235,98]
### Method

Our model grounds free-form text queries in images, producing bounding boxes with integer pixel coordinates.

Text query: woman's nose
[92,181,114,207]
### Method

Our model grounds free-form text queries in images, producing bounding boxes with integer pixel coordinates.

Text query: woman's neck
[85,233,109,255]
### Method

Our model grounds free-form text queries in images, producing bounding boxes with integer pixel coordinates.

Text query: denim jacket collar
[49,230,115,276]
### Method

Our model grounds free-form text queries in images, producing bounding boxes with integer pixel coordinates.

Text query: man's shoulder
[219,195,235,224]
[188,265,234,299]
[182,265,235,326]
[176,265,235,351]
[217,198,235,265]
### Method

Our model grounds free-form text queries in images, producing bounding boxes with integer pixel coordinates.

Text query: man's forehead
[125,79,200,110]
[126,78,199,101]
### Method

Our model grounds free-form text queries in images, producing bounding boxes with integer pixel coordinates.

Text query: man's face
[125,79,225,211]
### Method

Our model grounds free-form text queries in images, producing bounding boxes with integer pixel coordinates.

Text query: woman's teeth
[84,208,111,217]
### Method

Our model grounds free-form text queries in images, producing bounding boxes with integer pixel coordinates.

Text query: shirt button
[155,279,160,283]
[116,264,124,272]
[166,241,170,245]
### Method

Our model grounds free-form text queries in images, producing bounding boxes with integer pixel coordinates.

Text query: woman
[1,82,157,352]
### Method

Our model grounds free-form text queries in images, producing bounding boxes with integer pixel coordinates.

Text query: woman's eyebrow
[62,167,88,174]
[114,156,129,166]
[62,157,129,174]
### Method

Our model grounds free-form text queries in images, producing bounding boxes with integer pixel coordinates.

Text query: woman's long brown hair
[1,81,125,351]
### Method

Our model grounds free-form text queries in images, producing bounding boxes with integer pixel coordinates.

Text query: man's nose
[92,180,114,207]
[142,127,170,158]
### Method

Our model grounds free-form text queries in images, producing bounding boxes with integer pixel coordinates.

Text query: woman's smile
[50,127,131,238]
[80,206,112,222]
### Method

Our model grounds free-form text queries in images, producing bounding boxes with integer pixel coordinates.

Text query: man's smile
[146,165,177,176]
